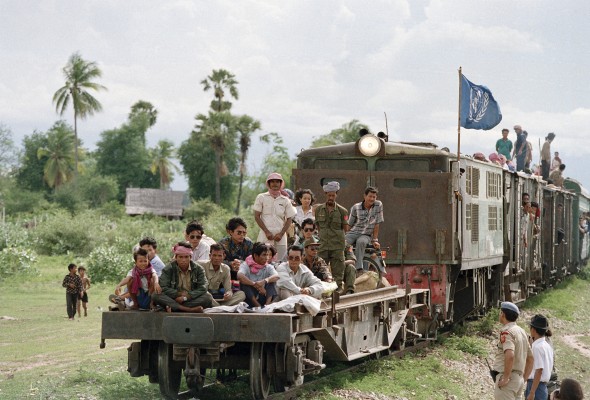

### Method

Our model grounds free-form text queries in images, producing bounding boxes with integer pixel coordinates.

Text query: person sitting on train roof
[218,217,254,283]
[294,189,316,227]
[549,164,566,188]
[201,243,247,307]
[253,172,297,261]
[237,242,279,308]
[345,186,383,272]
[151,241,213,313]
[276,245,324,300]
[185,221,211,262]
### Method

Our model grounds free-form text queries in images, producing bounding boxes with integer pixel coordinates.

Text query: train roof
[297,140,453,158]
[565,177,590,199]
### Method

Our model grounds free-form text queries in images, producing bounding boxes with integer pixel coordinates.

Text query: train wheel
[250,342,272,399]
[158,341,182,399]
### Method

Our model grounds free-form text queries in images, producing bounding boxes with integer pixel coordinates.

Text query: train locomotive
[100,130,588,400]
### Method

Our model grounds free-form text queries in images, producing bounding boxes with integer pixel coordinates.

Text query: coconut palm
[194,111,235,204]
[150,140,180,190]
[234,115,261,214]
[53,52,106,175]
[37,122,76,190]
[129,100,158,128]
[201,69,239,112]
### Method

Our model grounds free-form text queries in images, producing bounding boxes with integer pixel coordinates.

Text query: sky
[1,0,589,190]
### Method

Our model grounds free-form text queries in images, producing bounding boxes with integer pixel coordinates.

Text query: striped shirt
[348,200,384,236]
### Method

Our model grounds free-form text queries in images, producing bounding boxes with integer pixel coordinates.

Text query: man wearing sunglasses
[185,221,210,262]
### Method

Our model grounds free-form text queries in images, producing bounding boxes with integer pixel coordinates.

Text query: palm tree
[150,140,180,190]
[193,111,235,204]
[37,122,76,190]
[201,69,239,112]
[53,52,106,175]
[129,100,158,128]
[234,115,261,214]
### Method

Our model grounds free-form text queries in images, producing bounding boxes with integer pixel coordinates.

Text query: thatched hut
[125,188,187,218]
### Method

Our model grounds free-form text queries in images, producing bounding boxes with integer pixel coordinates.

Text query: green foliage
[87,244,132,283]
[0,177,49,214]
[201,68,239,112]
[310,119,369,148]
[16,130,50,192]
[51,182,87,213]
[525,276,590,321]
[94,117,159,201]
[0,246,37,281]
[149,139,179,189]
[37,120,76,189]
[442,334,488,357]
[0,123,20,176]
[78,173,119,207]
[182,198,225,223]
[0,222,31,251]
[33,209,96,255]
[128,100,158,129]
[178,132,238,209]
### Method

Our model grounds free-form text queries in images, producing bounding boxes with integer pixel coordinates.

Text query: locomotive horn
[359,128,370,137]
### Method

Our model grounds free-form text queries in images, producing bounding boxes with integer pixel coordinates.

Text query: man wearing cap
[492,301,534,400]
[152,241,213,312]
[525,314,554,400]
[315,181,355,294]
[276,245,324,299]
[302,237,333,282]
[541,133,556,181]
[253,172,297,261]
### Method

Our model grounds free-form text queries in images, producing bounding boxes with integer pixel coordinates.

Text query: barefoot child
[77,266,91,317]
[62,263,83,320]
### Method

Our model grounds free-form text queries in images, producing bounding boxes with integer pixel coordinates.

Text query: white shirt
[527,337,554,382]
[276,262,324,298]
[191,241,211,262]
[294,205,314,226]
[253,192,297,246]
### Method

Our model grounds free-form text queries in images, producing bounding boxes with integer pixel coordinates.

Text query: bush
[33,209,97,255]
[87,245,132,283]
[0,246,37,281]
[0,221,30,251]
[183,199,225,223]
[52,184,88,214]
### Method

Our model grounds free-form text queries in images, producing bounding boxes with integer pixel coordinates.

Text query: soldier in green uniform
[314,181,355,294]
[492,301,534,400]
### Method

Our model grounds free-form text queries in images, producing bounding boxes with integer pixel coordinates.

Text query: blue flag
[460,74,502,130]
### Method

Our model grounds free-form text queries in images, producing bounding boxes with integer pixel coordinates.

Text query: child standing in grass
[77,266,91,317]
[62,263,83,320]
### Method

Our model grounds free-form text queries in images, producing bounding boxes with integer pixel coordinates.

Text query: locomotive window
[314,158,367,170]
[471,204,480,242]
[486,171,502,199]
[488,205,498,231]
[466,166,480,197]
[393,178,421,189]
[375,159,430,172]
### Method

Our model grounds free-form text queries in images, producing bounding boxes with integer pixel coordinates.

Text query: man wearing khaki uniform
[492,301,534,400]
[201,244,246,307]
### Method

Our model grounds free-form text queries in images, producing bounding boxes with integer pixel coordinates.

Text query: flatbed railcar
[101,286,431,399]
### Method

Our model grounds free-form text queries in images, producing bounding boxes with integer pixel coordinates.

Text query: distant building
[125,188,188,219]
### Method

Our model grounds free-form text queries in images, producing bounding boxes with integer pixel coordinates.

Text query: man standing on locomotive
[253,172,297,261]
[315,181,355,294]
[491,302,534,400]
[345,186,383,273]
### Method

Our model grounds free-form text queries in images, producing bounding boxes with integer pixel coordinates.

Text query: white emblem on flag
[468,86,489,122]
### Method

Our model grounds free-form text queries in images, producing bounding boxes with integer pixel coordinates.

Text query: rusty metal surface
[101,312,295,343]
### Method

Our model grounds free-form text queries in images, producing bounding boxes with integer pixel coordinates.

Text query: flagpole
[457,66,462,162]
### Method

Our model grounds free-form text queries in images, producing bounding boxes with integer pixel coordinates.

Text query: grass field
[1,256,589,400]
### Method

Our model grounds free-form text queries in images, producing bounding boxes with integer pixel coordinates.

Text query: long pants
[345,232,371,271]
[318,249,346,290]
[212,290,247,307]
[66,292,78,318]
[152,292,213,311]
[525,380,548,400]
[541,160,550,181]
[241,282,277,308]
[494,371,525,400]
[516,153,526,172]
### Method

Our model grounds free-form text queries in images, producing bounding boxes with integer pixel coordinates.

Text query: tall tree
[311,119,369,148]
[193,111,236,204]
[16,131,49,192]
[53,52,106,175]
[150,140,180,190]
[129,100,158,137]
[0,123,20,177]
[234,115,261,214]
[36,121,76,190]
[201,69,239,112]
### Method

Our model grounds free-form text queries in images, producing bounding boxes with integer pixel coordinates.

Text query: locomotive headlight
[358,135,381,157]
